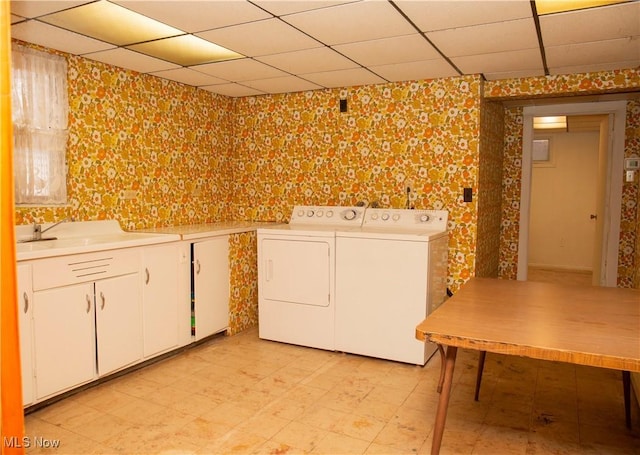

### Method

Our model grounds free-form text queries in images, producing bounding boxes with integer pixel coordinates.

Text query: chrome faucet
[33,217,73,240]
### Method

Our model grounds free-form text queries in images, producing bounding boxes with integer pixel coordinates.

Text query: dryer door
[260,238,331,307]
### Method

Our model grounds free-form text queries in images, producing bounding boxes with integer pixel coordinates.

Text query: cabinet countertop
[138,221,283,240]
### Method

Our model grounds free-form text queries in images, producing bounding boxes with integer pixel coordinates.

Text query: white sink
[16,221,180,260]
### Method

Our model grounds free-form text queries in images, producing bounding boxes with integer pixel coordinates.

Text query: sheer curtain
[11,43,68,205]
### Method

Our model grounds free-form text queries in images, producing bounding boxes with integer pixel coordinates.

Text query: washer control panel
[364,208,448,231]
[289,205,366,226]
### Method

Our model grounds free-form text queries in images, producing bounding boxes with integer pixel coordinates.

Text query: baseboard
[528,264,592,273]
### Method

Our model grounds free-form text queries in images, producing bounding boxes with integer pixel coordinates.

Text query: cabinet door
[17,264,34,406]
[33,283,96,399]
[95,273,142,376]
[193,237,229,340]
[142,244,179,357]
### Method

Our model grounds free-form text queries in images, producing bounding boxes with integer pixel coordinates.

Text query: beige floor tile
[271,420,329,453]
[22,331,640,455]
[310,431,370,454]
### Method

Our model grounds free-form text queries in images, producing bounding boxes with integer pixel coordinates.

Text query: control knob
[392,214,400,221]
[307,210,315,217]
[420,214,430,222]
[381,213,390,221]
[343,209,357,221]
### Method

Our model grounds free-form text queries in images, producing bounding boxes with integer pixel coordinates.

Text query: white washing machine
[335,208,449,365]
[257,205,365,350]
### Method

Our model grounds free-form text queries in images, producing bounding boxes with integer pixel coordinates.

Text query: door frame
[517,100,627,286]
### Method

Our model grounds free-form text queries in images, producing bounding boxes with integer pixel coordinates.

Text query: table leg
[431,345,458,455]
[436,344,446,393]
[474,351,486,401]
[622,370,631,429]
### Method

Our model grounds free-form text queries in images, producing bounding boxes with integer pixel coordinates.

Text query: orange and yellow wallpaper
[12,42,640,333]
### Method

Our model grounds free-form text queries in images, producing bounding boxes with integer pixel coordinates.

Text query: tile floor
[24,329,639,454]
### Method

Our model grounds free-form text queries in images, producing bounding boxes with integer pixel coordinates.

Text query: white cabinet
[30,249,142,400]
[192,237,229,340]
[33,283,96,399]
[95,274,142,375]
[141,243,180,357]
[17,263,34,406]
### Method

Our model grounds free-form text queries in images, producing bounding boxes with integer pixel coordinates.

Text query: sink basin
[15,220,181,260]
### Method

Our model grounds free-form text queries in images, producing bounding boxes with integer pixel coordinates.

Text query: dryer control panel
[363,208,448,231]
[289,205,366,226]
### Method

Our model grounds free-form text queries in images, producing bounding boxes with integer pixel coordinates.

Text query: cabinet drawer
[32,249,140,291]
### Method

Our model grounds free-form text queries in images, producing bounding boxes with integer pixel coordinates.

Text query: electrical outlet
[123,190,137,200]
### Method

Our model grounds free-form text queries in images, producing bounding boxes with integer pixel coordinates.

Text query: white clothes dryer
[335,208,449,365]
[257,205,365,350]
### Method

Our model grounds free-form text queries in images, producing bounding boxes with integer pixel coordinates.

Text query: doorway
[517,101,627,287]
[528,115,604,285]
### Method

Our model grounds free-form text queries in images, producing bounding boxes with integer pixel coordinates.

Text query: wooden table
[415,277,640,455]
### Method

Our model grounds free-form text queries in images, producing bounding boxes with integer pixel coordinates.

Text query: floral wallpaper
[484,68,640,100]
[12,42,640,338]
[14,50,235,230]
[476,99,505,278]
[230,77,484,291]
[228,232,258,335]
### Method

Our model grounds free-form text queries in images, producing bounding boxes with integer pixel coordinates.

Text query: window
[532,137,555,167]
[11,44,68,205]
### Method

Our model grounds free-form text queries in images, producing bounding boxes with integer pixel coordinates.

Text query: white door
[142,243,179,357]
[33,283,96,399]
[260,238,331,307]
[95,273,142,376]
[528,129,600,274]
[193,237,229,340]
[17,264,34,406]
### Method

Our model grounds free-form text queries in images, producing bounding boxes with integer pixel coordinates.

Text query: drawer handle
[23,292,29,314]
[196,259,201,275]
[100,291,106,310]
[85,294,91,313]
[145,267,150,285]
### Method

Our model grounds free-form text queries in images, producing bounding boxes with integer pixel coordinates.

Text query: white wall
[528,131,599,271]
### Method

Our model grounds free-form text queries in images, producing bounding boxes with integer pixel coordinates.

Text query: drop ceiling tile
[10,1,92,18]
[83,48,180,73]
[546,37,640,68]
[252,0,359,16]
[303,67,385,88]
[452,48,543,75]
[333,34,440,67]
[200,83,265,97]
[282,1,415,45]
[11,20,115,55]
[242,75,323,94]
[369,59,459,82]
[256,47,358,74]
[113,0,272,33]
[194,58,289,82]
[395,0,532,31]
[540,2,640,46]
[427,18,539,57]
[150,68,228,86]
[196,18,322,57]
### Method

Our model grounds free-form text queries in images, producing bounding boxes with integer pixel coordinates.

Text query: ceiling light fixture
[534,0,630,15]
[533,116,567,130]
[127,35,244,66]
[39,0,184,46]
